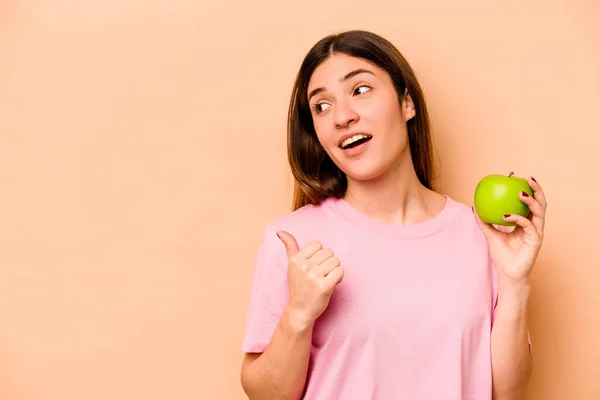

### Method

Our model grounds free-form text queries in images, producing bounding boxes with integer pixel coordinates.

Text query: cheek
[356,102,380,120]
[314,121,337,149]
[370,99,405,139]
[377,97,402,124]
[357,98,398,130]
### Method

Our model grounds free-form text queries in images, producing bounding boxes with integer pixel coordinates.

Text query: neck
[343,155,443,226]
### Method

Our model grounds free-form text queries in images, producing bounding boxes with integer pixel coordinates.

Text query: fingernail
[276,232,282,240]
[504,214,511,218]
[471,207,474,213]
[521,191,529,197]
[531,176,537,182]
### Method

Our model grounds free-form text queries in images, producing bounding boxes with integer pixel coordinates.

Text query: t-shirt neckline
[323,194,458,239]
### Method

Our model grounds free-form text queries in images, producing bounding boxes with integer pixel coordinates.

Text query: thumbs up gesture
[277,231,344,327]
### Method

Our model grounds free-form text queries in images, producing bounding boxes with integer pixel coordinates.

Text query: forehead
[308,54,380,91]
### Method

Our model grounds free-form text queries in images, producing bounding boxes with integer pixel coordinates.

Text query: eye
[354,85,371,95]
[312,103,330,114]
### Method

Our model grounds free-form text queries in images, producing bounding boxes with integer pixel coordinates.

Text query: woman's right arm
[240,306,314,399]
[240,230,344,400]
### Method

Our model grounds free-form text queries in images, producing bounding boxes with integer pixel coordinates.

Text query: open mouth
[340,134,373,150]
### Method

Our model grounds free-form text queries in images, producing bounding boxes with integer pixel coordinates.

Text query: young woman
[240,30,546,400]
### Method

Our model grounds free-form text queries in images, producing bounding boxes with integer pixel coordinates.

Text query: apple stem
[508,171,514,178]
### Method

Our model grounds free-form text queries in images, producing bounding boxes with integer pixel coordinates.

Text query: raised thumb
[276,230,299,258]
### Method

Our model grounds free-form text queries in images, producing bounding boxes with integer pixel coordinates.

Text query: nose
[334,99,359,128]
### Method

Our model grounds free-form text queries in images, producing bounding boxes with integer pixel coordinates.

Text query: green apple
[473,172,533,226]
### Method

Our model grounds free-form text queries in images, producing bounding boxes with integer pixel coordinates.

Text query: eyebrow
[307,68,375,102]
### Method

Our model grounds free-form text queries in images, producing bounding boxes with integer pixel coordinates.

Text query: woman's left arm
[490,277,533,399]
[473,175,547,400]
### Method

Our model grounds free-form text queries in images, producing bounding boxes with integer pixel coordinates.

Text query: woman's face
[307,54,415,182]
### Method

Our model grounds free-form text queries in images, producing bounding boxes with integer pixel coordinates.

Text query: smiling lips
[339,134,373,149]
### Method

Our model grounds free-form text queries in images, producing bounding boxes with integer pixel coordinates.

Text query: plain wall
[1,0,598,399]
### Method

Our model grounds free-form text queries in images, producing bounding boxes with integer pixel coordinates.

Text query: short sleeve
[241,226,289,353]
[490,262,532,353]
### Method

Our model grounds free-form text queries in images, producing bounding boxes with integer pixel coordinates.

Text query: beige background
[1,0,598,399]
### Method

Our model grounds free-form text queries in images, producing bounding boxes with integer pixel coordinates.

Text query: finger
[518,190,545,234]
[298,240,324,261]
[494,224,514,233]
[323,266,344,286]
[312,256,341,277]
[472,207,502,240]
[276,231,300,257]
[528,176,547,211]
[503,214,540,244]
[308,248,334,265]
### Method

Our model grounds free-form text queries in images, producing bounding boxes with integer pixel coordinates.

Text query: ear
[402,88,416,121]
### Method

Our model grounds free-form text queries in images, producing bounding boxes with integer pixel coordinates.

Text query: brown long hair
[287,30,436,211]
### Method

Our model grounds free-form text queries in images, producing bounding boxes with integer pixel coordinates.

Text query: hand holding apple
[473,173,547,284]
[474,172,533,226]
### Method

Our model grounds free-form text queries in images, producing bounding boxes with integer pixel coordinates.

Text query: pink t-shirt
[241,195,500,399]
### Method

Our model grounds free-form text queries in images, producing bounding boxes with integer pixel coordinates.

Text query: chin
[340,161,388,182]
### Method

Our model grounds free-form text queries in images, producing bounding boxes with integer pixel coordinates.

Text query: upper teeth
[341,134,370,148]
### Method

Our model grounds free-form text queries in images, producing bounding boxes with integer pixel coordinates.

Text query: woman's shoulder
[444,195,489,245]
[262,197,337,236]
[445,195,475,219]
[245,201,336,276]
[445,195,479,224]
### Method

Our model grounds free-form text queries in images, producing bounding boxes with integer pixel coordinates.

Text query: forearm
[491,278,533,400]
[241,306,314,400]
